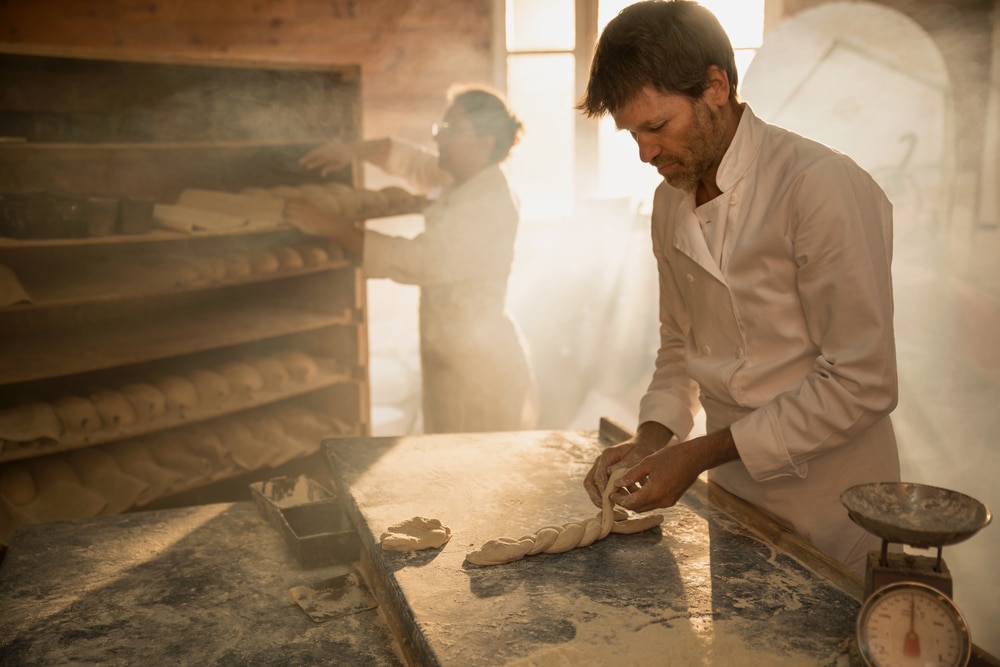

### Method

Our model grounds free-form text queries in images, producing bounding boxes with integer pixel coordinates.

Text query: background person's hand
[299,140,358,177]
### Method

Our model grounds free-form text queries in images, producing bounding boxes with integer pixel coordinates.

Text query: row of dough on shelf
[118,236,347,290]
[0,401,354,544]
[0,349,340,452]
[155,183,427,233]
[1,236,346,310]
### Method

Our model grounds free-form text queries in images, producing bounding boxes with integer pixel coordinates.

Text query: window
[502,0,766,223]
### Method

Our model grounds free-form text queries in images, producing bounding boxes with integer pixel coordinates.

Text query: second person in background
[286,85,538,435]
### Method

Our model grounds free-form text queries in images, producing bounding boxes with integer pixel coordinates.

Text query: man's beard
[657,98,728,193]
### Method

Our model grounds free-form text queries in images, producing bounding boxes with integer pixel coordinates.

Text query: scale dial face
[857,581,972,667]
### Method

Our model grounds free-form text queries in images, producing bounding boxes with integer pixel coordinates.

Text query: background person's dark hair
[579,0,739,117]
[448,85,524,163]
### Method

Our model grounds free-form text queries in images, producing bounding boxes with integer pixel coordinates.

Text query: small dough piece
[120,383,167,421]
[216,361,265,396]
[89,389,137,429]
[186,369,231,407]
[380,516,452,551]
[51,395,102,435]
[0,401,62,442]
[154,376,200,418]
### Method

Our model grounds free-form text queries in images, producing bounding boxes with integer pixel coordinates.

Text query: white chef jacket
[364,141,537,434]
[638,105,901,570]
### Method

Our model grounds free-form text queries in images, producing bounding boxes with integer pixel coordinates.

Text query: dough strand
[466,468,663,566]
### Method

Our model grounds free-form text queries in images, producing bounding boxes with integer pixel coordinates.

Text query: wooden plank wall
[0,0,494,146]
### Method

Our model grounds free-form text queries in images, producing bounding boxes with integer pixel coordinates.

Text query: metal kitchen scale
[840,482,993,667]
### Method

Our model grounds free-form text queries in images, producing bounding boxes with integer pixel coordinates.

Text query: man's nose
[636,134,660,164]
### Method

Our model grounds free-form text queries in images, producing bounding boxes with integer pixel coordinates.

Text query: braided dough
[465,468,664,566]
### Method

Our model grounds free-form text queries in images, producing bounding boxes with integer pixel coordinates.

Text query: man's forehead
[611,86,686,130]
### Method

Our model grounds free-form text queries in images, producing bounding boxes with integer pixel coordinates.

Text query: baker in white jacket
[287,86,538,434]
[580,0,900,573]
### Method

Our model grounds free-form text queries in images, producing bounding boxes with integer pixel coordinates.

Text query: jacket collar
[671,104,762,281]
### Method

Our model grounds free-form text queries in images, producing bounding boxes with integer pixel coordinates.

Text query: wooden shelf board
[0,302,357,385]
[0,373,362,463]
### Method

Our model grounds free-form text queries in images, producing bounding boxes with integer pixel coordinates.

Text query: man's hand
[583,422,673,507]
[609,428,740,512]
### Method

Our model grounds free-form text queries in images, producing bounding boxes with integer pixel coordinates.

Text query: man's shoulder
[757,117,863,173]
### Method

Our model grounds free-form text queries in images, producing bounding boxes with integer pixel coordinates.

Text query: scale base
[864,550,952,599]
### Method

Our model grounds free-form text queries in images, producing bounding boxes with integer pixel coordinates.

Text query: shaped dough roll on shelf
[215,418,273,470]
[182,425,237,478]
[271,350,318,383]
[102,439,185,506]
[63,447,149,515]
[273,246,305,270]
[216,361,265,396]
[51,395,102,437]
[153,375,200,419]
[146,432,215,490]
[185,369,231,408]
[177,188,285,227]
[0,401,62,443]
[89,390,137,429]
[120,383,168,422]
[20,455,108,522]
[248,356,290,390]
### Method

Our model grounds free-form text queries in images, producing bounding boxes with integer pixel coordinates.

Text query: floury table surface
[323,428,860,667]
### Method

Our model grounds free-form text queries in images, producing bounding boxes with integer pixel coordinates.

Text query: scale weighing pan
[841,482,992,549]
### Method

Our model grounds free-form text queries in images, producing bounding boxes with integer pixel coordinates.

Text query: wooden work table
[2,424,996,666]
[322,424,865,666]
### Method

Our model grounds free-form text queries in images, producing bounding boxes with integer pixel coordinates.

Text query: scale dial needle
[903,594,921,657]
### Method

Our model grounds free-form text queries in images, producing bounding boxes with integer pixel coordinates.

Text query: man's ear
[703,65,731,106]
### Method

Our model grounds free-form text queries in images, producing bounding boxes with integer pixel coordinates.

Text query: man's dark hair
[448,85,524,163]
[579,0,739,117]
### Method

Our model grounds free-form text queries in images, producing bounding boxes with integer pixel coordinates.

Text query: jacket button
[702,344,712,355]
[735,346,744,359]
[686,273,695,283]
[730,194,739,205]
